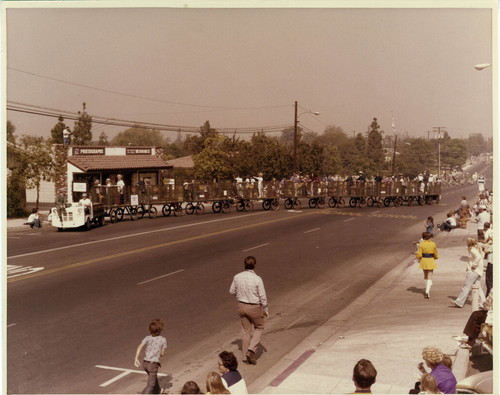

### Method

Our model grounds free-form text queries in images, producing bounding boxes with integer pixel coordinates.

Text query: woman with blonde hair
[419,373,442,394]
[417,346,456,394]
[205,371,230,394]
[416,232,439,299]
[450,238,486,308]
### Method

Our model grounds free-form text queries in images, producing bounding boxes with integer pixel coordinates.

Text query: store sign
[72,147,105,155]
[126,148,151,155]
[73,182,87,192]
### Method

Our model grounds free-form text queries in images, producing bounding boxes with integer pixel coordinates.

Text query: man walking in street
[229,256,269,365]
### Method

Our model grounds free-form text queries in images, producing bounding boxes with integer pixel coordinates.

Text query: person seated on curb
[457,292,493,350]
[24,208,41,228]
[437,213,456,232]
[218,350,248,394]
[180,381,202,394]
[352,359,377,393]
[79,193,92,215]
[416,346,456,394]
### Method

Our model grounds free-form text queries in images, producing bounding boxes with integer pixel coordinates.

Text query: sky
[2,1,497,144]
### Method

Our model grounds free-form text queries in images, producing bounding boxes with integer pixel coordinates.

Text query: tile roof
[68,155,173,171]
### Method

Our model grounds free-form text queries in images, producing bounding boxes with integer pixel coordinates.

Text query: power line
[8,67,291,111]
[7,101,295,135]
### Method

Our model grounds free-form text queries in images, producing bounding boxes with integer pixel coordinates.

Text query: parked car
[456,370,493,394]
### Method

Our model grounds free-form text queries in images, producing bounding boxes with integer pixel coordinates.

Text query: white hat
[480,205,487,209]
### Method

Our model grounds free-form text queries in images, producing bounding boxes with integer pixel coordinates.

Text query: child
[134,319,167,394]
[24,208,41,228]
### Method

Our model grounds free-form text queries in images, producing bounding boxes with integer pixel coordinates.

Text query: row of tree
[7,103,491,215]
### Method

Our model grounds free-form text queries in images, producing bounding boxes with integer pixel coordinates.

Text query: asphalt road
[6,162,492,394]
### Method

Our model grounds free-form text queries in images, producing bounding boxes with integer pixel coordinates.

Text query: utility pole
[293,101,298,174]
[391,134,397,175]
[432,127,446,179]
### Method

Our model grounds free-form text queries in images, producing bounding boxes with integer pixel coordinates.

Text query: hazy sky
[3,1,496,143]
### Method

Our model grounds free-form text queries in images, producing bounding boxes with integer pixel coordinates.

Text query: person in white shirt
[476,206,490,240]
[116,174,125,204]
[24,208,41,228]
[79,193,92,214]
[229,256,269,365]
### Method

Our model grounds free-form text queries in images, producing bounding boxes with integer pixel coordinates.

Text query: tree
[248,133,291,178]
[7,120,16,144]
[50,115,67,144]
[111,127,164,146]
[72,102,93,145]
[192,134,233,180]
[14,136,55,208]
[98,131,109,146]
[184,121,218,155]
[366,118,385,174]
[441,139,468,170]
[395,138,436,178]
[467,133,488,157]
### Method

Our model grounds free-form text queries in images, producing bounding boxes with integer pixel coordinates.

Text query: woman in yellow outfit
[416,232,439,299]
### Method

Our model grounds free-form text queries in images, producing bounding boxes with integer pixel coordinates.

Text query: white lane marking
[95,365,167,387]
[243,243,270,252]
[344,218,356,222]
[372,211,380,214]
[137,269,184,286]
[7,323,17,328]
[8,212,268,260]
[7,264,45,279]
[304,228,320,234]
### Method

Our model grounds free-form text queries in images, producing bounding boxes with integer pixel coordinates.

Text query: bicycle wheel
[308,198,318,209]
[328,197,337,208]
[293,198,301,210]
[317,197,326,209]
[222,201,232,213]
[149,206,158,219]
[284,198,293,210]
[383,197,391,207]
[359,198,367,208]
[366,197,375,207]
[407,197,414,207]
[245,201,254,212]
[271,198,280,211]
[185,203,195,215]
[195,203,205,214]
[262,199,272,210]
[162,204,172,217]
[174,203,184,216]
[349,197,357,208]
[129,207,138,221]
[212,201,222,213]
[377,198,384,208]
[109,209,117,223]
[236,200,245,212]
[116,208,124,221]
[336,197,345,208]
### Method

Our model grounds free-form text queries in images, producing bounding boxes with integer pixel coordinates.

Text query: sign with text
[72,147,105,155]
[126,148,151,155]
[73,182,87,192]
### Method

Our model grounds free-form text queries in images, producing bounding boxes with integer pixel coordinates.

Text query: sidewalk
[251,227,481,394]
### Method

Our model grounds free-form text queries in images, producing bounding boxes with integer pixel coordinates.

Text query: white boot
[425,280,432,299]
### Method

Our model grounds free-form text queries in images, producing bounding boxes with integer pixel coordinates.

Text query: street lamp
[475,63,491,71]
[293,101,319,174]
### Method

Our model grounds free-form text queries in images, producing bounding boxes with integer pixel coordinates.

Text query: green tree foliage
[395,138,436,178]
[7,120,16,144]
[50,115,67,144]
[247,133,291,178]
[111,127,165,146]
[441,139,468,170]
[184,121,218,155]
[366,118,385,174]
[98,131,110,146]
[192,134,234,181]
[467,133,488,157]
[13,136,55,208]
[72,102,93,145]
